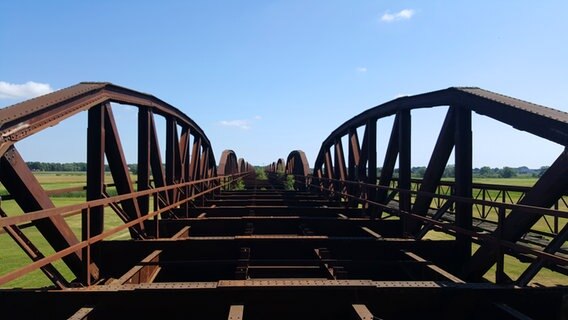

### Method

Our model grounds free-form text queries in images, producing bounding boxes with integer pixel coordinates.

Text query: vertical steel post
[366,119,377,217]
[455,106,472,265]
[165,118,177,203]
[83,104,105,284]
[138,107,151,216]
[398,110,411,234]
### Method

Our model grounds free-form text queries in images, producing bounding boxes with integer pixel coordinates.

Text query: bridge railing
[0,172,249,288]
[305,86,568,286]
[287,173,568,285]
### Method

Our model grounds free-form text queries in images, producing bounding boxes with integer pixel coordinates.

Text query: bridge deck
[2,174,564,320]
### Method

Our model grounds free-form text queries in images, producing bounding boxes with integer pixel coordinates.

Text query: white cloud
[381,9,415,22]
[220,115,262,130]
[0,81,54,99]
[220,119,251,130]
[356,67,367,73]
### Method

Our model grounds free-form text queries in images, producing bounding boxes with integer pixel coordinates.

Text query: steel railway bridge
[0,82,566,319]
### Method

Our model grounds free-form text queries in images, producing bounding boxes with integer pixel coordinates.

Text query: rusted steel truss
[0,84,566,319]
[0,83,225,287]
[310,87,568,285]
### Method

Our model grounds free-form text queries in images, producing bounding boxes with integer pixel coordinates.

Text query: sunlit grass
[1,172,565,288]
[423,230,567,286]
[0,172,137,288]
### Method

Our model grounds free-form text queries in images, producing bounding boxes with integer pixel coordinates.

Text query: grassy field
[424,230,567,286]
[0,172,133,288]
[415,177,567,235]
[473,177,538,187]
[1,173,566,287]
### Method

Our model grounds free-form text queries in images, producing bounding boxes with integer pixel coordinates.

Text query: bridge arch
[286,150,309,177]
[0,82,236,284]
[311,87,568,281]
[218,150,239,175]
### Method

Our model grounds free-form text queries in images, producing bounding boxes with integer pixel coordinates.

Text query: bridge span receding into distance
[0,82,566,319]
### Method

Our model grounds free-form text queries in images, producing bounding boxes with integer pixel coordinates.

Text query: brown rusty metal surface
[0,82,213,154]
[456,86,568,122]
[0,84,567,319]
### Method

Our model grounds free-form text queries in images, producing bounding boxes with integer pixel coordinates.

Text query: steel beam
[348,129,361,181]
[454,106,473,266]
[0,146,83,278]
[149,114,169,207]
[165,118,178,203]
[357,124,369,181]
[179,128,190,182]
[352,304,375,320]
[228,305,244,320]
[398,110,411,234]
[103,104,145,237]
[0,207,68,288]
[410,107,456,234]
[377,114,399,216]
[516,219,568,286]
[83,104,106,283]
[137,107,151,215]
[324,149,334,193]
[366,119,377,216]
[347,129,361,207]
[464,148,568,280]
[190,137,202,182]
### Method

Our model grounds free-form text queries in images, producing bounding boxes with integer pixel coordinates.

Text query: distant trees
[26,162,138,174]
[403,165,533,179]
[537,166,550,177]
[27,161,87,172]
[479,166,491,176]
[25,161,547,179]
[500,166,517,178]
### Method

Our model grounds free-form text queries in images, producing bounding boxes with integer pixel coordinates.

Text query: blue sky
[1,1,567,168]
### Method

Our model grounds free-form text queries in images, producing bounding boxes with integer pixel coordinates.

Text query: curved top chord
[286,150,310,177]
[218,150,253,175]
[315,87,568,169]
[309,86,568,285]
[0,82,211,154]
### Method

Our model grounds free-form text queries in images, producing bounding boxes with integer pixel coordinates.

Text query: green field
[423,231,567,286]
[1,173,566,288]
[0,172,133,288]
[473,177,538,187]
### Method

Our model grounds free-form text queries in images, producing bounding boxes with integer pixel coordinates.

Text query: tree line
[26,162,138,174]
[28,162,549,179]
[405,165,549,179]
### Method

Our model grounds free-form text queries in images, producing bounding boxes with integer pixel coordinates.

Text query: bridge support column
[455,106,472,266]
[398,110,411,235]
[83,104,106,284]
[366,119,377,217]
[137,107,151,216]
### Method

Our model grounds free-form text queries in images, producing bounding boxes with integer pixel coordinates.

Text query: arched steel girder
[0,82,213,154]
[285,150,310,177]
[276,158,285,172]
[311,87,568,282]
[218,151,254,175]
[0,82,219,283]
[314,87,567,167]
[238,158,247,173]
[265,161,277,173]
[218,150,239,175]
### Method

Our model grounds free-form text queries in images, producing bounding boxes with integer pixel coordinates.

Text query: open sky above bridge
[1,1,567,168]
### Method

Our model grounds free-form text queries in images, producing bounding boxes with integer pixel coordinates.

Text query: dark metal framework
[311,87,568,284]
[0,83,247,287]
[219,150,253,175]
[0,84,566,319]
